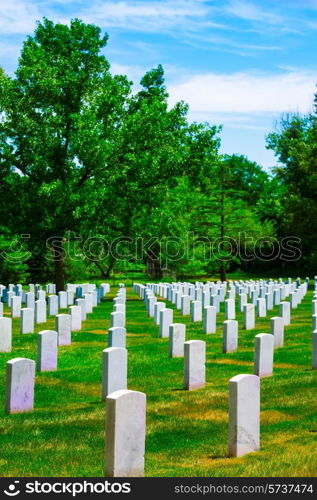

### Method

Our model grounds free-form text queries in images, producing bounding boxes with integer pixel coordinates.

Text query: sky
[1,0,317,169]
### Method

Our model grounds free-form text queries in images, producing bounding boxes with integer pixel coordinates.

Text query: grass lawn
[0,284,316,477]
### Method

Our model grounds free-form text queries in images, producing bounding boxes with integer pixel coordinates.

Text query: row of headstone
[103,371,264,476]
[4,282,111,412]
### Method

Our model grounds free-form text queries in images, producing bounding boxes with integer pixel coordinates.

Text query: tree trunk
[54,239,65,292]
[220,262,226,282]
[146,259,163,279]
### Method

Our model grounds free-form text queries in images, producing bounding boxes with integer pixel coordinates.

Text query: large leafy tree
[267,108,317,268]
[0,18,130,290]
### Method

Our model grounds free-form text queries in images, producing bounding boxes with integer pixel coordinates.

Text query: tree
[0,18,130,290]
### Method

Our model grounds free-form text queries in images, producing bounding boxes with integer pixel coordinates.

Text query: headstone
[102,347,127,400]
[11,295,22,318]
[154,302,165,325]
[84,293,93,314]
[105,389,146,477]
[270,317,284,348]
[37,330,58,371]
[67,290,75,306]
[279,301,291,326]
[225,299,235,320]
[110,311,125,328]
[159,308,173,338]
[169,323,185,358]
[254,333,274,377]
[58,291,68,309]
[75,298,86,321]
[256,298,266,318]
[147,296,157,318]
[48,295,58,316]
[313,330,317,370]
[239,293,247,312]
[243,303,255,330]
[223,320,238,353]
[108,327,126,348]
[203,306,216,334]
[181,295,190,316]
[191,300,202,322]
[20,308,34,334]
[228,374,260,457]
[184,340,206,390]
[70,305,82,331]
[55,314,71,346]
[0,317,12,352]
[5,358,35,413]
[35,300,46,324]
[26,292,35,309]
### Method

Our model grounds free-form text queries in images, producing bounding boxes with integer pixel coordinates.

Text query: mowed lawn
[0,283,316,477]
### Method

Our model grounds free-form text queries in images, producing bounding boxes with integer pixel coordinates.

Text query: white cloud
[168,70,317,114]
[0,0,40,34]
[226,1,282,24]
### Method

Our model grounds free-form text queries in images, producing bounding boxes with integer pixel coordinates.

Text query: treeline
[0,18,314,290]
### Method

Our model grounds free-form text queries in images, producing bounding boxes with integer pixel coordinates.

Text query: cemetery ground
[0,282,316,477]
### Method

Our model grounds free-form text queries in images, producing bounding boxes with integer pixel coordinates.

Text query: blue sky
[1,0,317,169]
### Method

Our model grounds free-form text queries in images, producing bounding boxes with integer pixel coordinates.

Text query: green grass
[0,285,316,477]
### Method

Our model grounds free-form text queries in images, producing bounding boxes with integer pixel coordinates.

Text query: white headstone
[223,320,238,353]
[254,333,274,377]
[270,317,284,348]
[191,300,202,322]
[102,347,127,400]
[0,317,12,352]
[203,306,216,334]
[159,308,173,338]
[169,323,185,357]
[37,330,58,371]
[5,358,35,413]
[70,305,82,331]
[35,300,47,324]
[105,389,146,477]
[184,340,206,390]
[55,314,71,346]
[48,295,58,316]
[108,327,126,348]
[20,308,34,334]
[75,298,86,321]
[243,303,255,330]
[229,374,260,457]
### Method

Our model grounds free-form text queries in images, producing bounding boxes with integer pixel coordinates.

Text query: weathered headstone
[228,374,260,457]
[184,340,206,390]
[105,389,146,477]
[5,358,35,413]
[55,314,71,346]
